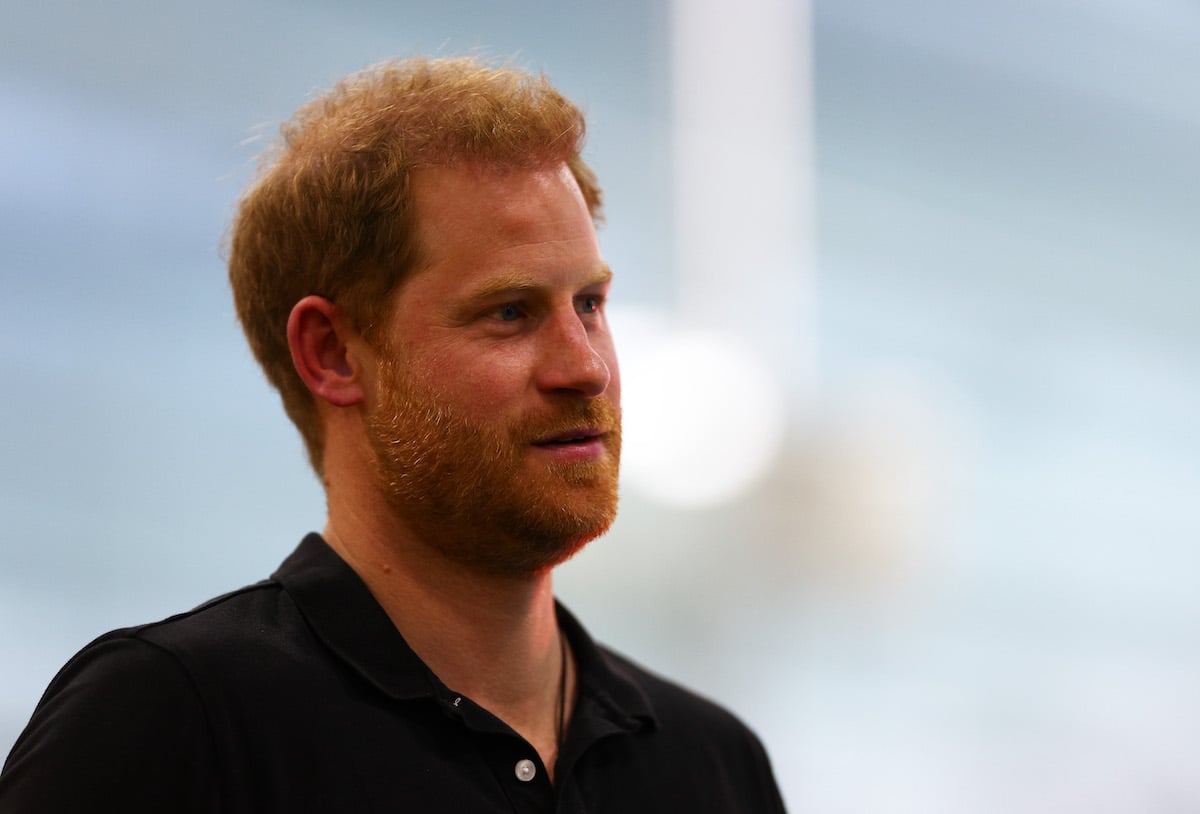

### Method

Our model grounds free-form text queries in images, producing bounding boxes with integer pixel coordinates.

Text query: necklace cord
[556,628,567,751]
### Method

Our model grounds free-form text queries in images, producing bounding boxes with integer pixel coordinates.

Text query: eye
[493,303,523,322]
[577,295,604,315]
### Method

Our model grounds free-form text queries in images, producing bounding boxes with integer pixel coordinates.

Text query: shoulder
[599,644,760,741]
[0,580,303,811]
[130,579,287,649]
[572,643,787,812]
[600,645,783,794]
[15,578,292,734]
[116,579,332,715]
[559,601,783,802]
[0,634,220,811]
[104,579,322,682]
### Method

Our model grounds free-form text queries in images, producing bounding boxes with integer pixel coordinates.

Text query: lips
[531,427,606,447]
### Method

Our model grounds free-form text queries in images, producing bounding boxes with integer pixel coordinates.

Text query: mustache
[513,397,621,443]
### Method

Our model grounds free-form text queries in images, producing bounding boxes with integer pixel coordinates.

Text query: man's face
[365,163,621,578]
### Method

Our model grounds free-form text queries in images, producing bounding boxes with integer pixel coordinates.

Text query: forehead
[406,162,603,288]
[413,161,589,232]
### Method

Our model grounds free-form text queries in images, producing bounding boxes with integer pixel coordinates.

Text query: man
[0,57,785,812]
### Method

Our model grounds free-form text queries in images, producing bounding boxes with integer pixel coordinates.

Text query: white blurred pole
[670,0,817,401]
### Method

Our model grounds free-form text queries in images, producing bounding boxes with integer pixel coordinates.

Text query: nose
[536,313,611,399]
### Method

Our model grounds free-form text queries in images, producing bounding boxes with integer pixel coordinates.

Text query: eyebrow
[464,265,613,302]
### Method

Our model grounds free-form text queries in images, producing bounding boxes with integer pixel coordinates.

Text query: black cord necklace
[556,628,568,750]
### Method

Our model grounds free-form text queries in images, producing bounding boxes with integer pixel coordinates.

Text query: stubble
[365,357,621,578]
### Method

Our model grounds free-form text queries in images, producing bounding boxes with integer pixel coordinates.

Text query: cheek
[446,355,533,417]
[602,344,621,407]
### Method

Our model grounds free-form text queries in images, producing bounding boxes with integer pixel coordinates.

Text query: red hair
[228,57,602,473]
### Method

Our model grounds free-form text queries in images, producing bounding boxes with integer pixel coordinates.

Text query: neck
[323,480,574,778]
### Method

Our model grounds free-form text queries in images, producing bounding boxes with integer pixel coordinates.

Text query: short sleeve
[0,634,220,813]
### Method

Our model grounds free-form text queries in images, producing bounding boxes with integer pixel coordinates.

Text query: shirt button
[514,759,537,782]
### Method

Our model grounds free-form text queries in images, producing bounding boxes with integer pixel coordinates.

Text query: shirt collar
[272,533,658,733]
[556,602,657,733]
[272,532,435,700]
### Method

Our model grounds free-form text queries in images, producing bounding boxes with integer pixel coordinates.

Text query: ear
[287,295,368,407]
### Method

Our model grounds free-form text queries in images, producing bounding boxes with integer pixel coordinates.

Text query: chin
[469,496,619,580]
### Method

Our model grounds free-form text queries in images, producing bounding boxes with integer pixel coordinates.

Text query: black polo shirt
[0,534,786,812]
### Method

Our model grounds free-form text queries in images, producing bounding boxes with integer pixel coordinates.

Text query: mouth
[531,427,606,448]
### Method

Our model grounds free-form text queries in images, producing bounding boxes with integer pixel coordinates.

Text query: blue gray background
[2,1,1198,810]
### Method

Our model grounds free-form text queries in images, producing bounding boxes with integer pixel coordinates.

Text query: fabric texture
[0,534,786,813]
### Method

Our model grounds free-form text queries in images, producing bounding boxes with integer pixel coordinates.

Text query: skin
[285,161,620,780]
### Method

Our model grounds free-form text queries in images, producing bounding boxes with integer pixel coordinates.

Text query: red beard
[366,356,621,578]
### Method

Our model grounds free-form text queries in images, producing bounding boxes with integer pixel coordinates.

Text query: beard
[365,356,621,578]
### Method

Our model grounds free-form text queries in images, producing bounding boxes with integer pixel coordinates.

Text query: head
[358,161,620,575]
[228,56,603,474]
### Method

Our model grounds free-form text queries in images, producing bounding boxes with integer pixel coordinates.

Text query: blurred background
[2,0,1198,810]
